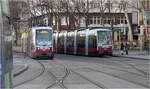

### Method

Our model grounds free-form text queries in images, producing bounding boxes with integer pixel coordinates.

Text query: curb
[113,54,150,60]
[14,64,29,77]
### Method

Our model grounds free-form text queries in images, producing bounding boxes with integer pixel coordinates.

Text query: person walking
[125,43,129,55]
[120,43,124,55]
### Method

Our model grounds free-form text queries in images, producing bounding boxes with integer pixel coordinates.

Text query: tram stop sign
[0,0,13,88]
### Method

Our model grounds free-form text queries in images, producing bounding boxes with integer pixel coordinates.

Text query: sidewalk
[13,47,28,77]
[113,50,150,60]
[13,56,28,77]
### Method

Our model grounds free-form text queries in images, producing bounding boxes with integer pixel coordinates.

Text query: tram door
[0,0,13,88]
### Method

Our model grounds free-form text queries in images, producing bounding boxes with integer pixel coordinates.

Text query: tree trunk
[13,23,18,45]
[85,16,89,29]
[124,11,133,42]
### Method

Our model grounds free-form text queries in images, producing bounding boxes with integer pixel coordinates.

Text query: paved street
[13,53,149,89]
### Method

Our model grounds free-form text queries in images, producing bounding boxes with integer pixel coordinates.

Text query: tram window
[36,30,52,41]
[80,33,86,48]
[67,33,69,46]
[67,32,74,47]
[77,32,80,47]
[71,35,74,47]
[89,40,93,48]
[67,33,73,47]
[77,32,83,48]
[93,37,97,48]
[58,34,64,47]
[61,35,64,47]
[89,35,97,48]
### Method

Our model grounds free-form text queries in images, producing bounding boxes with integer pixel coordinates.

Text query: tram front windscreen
[97,31,112,46]
[36,30,52,46]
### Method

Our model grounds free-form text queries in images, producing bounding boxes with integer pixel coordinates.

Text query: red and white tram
[21,26,54,59]
[54,28,112,56]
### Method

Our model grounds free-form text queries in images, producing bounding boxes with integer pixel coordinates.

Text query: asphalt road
[14,54,149,89]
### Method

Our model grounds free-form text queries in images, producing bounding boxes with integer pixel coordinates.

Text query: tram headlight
[36,47,40,50]
[48,47,52,50]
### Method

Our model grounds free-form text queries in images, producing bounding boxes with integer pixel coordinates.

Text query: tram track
[54,55,149,88]
[13,53,149,88]
[45,64,70,89]
[13,53,46,88]
[103,56,149,77]
[13,52,70,89]
[87,55,150,88]
[88,65,147,78]
[87,67,149,88]
[125,63,149,77]
[54,60,108,89]
[71,70,108,89]
[114,56,149,78]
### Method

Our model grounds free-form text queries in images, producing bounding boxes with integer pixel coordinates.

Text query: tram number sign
[40,30,48,33]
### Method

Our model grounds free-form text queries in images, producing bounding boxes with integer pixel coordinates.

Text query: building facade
[28,0,149,47]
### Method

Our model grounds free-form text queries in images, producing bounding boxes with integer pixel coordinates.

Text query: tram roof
[93,28,112,31]
[78,28,112,32]
[32,26,53,30]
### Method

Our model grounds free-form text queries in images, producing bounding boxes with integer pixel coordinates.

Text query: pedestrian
[120,43,124,55]
[125,43,129,55]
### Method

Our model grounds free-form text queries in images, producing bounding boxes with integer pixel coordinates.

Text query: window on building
[107,18,110,24]
[104,18,107,24]
[89,16,93,24]
[90,19,93,24]
[105,3,113,9]
[125,20,127,24]
[121,19,124,24]
[94,16,97,24]
[90,3,94,8]
[97,17,100,24]
[94,3,100,8]
[117,18,120,24]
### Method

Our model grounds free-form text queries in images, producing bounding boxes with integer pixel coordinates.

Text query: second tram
[54,28,113,56]
[21,26,54,59]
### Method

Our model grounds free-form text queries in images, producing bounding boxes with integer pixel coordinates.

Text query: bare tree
[65,0,83,29]
[73,0,84,29]
[63,0,75,30]
[120,0,133,42]
[9,0,29,44]
[96,0,107,26]
[43,0,67,31]
[80,0,90,28]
